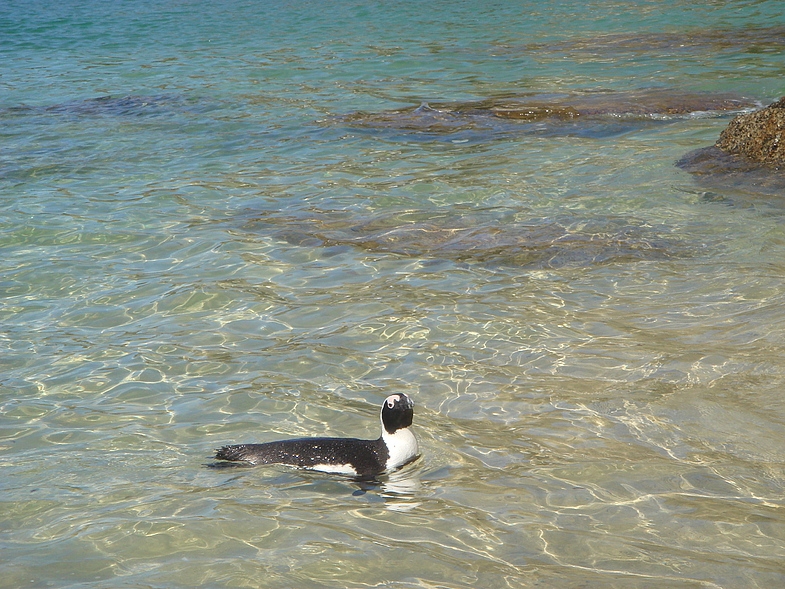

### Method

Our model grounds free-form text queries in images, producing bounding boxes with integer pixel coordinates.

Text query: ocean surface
[2,1,785,587]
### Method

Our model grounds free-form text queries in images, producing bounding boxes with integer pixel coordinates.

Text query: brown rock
[716,98,785,165]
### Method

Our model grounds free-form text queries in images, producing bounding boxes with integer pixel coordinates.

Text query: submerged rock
[451,89,754,119]
[244,209,680,269]
[332,89,757,141]
[516,25,785,56]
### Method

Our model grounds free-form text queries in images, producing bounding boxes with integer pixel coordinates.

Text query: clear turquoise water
[2,1,785,587]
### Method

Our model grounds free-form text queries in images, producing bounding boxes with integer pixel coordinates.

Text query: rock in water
[715,97,785,166]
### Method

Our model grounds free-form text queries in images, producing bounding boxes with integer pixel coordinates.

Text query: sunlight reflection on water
[2,1,785,588]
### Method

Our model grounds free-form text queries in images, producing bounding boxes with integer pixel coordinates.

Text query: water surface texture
[2,1,785,588]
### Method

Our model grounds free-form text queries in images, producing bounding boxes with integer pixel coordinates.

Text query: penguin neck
[380,424,419,469]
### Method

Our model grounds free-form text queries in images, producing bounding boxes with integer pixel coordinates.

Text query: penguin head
[380,393,414,434]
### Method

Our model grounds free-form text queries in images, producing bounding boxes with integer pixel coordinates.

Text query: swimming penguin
[213,393,419,478]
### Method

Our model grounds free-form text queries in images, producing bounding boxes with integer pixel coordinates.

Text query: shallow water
[2,1,785,588]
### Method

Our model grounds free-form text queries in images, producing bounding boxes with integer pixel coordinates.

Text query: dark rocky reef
[45,95,185,116]
[2,94,210,119]
[244,208,681,269]
[677,98,785,197]
[332,89,757,141]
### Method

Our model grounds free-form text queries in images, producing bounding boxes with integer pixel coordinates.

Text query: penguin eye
[387,399,396,409]
[386,394,400,409]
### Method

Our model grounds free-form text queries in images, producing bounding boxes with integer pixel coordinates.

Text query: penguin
[213,393,419,478]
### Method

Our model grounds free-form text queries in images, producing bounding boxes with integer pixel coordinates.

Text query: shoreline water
[2,2,785,587]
